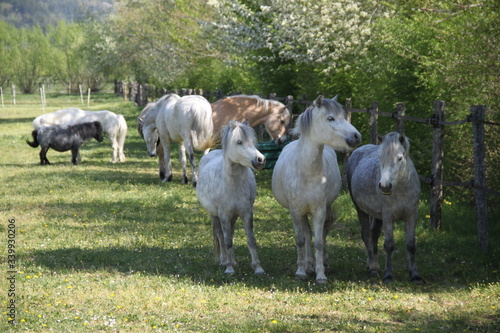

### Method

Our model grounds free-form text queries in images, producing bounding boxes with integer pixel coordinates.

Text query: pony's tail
[26,130,40,148]
[191,106,214,151]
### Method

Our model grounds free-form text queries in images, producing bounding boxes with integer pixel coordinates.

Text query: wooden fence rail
[116,82,499,252]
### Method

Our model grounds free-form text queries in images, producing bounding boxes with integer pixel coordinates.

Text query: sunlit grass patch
[1,94,498,332]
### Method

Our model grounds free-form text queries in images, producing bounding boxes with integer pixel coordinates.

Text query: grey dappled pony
[347,132,424,284]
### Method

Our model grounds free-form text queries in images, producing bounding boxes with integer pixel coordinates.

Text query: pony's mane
[292,98,345,137]
[221,121,257,150]
[379,132,410,162]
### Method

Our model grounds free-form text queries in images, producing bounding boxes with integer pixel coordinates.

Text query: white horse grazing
[272,95,361,283]
[197,121,266,275]
[347,132,424,284]
[139,95,181,179]
[155,95,213,186]
[33,108,128,163]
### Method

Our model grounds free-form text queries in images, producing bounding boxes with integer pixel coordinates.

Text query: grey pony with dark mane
[347,131,424,284]
[26,121,103,165]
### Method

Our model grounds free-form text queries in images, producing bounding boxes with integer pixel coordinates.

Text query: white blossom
[208,0,392,72]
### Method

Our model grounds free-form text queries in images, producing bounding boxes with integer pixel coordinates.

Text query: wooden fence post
[343,98,352,191]
[369,101,378,144]
[395,102,405,135]
[430,100,446,229]
[472,105,488,252]
[12,84,16,105]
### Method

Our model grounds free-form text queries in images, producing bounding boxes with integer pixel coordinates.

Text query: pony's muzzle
[274,135,287,146]
[347,132,362,148]
[252,156,266,170]
[379,182,393,195]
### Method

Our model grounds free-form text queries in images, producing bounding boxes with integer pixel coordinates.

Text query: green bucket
[256,138,291,169]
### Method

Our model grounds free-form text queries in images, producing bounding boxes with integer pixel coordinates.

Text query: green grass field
[1,94,499,332]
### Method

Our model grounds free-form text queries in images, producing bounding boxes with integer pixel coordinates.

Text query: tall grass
[0,94,498,332]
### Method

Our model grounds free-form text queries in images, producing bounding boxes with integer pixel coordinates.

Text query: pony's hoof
[316,273,328,284]
[411,276,426,285]
[382,275,394,284]
[295,272,307,281]
[224,267,235,275]
[254,267,265,275]
[369,270,380,277]
[316,278,328,285]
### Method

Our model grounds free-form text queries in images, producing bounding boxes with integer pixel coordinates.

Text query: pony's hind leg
[322,206,336,273]
[39,147,50,165]
[184,139,198,187]
[291,210,312,280]
[405,214,425,284]
[242,211,265,275]
[382,216,396,283]
[178,143,189,185]
[358,210,380,276]
[211,215,227,266]
[220,214,237,274]
[109,135,119,163]
[71,147,80,165]
[311,209,328,284]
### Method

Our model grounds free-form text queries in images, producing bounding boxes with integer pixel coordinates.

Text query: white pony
[139,94,181,179]
[33,108,128,163]
[155,95,213,186]
[272,95,361,283]
[196,121,266,275]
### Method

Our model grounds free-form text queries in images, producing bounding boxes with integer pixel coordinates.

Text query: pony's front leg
[242,211,265,275]
[178,143,189,185]
[291,210,310,280]
[161,139,173,182]
[405,213,425,284]
[312,209,328,284]
[220,214,237,274]
[157,142,166,180]
[382,217,395,283]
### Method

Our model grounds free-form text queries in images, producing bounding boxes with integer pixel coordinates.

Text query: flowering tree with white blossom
[208,0,389,74]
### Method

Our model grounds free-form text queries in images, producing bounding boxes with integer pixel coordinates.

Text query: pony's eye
[327,116,335,122]
[237,140,243,145]
[397,156,403,162]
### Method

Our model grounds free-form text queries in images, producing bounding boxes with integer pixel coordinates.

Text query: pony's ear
[332,95,338,102]
[399,133,406,144]
[378,134,384,144]
[242,119,249,126]
[314,95,324,107]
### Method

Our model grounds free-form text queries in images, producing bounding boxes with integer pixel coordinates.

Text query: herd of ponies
[26,94,424,285]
